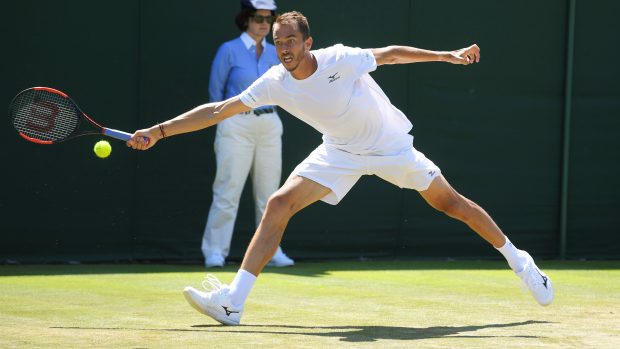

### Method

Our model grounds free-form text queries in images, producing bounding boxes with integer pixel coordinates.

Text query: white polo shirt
[239,44,413,155]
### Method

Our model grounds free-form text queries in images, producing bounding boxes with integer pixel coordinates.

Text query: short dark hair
[275,11,310,39]
[235,7,276,31]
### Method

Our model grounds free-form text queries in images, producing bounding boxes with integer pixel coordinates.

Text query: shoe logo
[535,269,549,289]
[328,72,340,83]
[428,170,436,177]
[222,306,239,316]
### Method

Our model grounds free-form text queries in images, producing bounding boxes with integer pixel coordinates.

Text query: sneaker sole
[182,289,240,326]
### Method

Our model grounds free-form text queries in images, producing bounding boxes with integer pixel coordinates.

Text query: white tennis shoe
[516,252,554,306]
[183,274,243,325]
[205,254,225,268]
[267,247,294,267]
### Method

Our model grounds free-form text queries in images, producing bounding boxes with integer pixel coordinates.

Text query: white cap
[241,0,277,11]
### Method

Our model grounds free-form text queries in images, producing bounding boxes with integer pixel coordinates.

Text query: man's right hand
[127,126,159,150]
[446,44,480,65]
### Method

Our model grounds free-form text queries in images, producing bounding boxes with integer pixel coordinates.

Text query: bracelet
[158,123,167,139]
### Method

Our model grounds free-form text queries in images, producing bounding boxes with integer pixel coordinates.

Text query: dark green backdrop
[1,0,618,263]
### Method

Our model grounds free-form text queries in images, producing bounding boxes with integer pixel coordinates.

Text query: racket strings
[11,90,80,142]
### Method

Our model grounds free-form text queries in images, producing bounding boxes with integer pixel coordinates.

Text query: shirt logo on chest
[328,72,341,83]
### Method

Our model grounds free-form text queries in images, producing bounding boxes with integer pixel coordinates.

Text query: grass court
[1,260,618,348]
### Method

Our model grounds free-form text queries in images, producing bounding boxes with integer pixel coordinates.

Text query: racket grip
[103,128,132,141]
[103,128,150,145]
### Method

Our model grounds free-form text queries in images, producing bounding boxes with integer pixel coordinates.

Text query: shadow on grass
[51,320,549,342]
[2,259,619,277]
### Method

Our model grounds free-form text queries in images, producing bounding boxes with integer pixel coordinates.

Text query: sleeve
[238,72,275,109]
[208,43,231,102]
[336,44,377,77]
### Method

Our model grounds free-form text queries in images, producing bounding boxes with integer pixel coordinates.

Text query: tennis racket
[9,87,143,145]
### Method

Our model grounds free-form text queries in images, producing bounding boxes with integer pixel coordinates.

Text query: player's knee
[264,193,298,221]
[435,196,467,220]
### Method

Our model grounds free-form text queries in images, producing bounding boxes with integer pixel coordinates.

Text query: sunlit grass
[0,261,618,348]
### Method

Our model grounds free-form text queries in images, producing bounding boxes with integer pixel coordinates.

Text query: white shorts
[292,144,441,205]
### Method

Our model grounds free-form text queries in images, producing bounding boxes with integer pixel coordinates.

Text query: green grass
[1,261,619,348]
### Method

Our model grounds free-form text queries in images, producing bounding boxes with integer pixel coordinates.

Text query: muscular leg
[419,175,506,248]
[183,176,330,321]
[418,175,554,306]
[240,175,331,275]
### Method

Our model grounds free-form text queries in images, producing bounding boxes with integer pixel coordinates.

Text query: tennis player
[128,11,554,325]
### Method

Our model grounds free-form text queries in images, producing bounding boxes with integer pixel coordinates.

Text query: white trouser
[202,111,283,258]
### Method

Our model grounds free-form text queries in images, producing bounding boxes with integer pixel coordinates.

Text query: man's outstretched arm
[126,96,250,150]
[371,44,480,66]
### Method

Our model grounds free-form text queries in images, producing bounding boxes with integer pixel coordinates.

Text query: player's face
[246,10,273,39]
[273,23,309,72]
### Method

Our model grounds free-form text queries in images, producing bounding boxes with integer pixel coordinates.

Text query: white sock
[496,237,528,272]
[228,269,257,307]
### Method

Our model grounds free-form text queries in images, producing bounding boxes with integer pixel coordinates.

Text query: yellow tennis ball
[93,140,112,158]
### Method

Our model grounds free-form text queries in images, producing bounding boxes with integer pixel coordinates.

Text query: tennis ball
[93,140,112,158]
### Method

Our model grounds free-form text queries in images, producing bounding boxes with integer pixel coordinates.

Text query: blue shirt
[209,32,279,110]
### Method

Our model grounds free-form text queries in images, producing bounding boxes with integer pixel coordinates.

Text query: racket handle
[102,128,150,145]
[103,128,132,141]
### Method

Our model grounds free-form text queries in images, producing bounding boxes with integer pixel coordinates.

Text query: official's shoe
[516,252,554,306]
[183,274,243,325]
[205,254,225,268]
[268,246,294,267]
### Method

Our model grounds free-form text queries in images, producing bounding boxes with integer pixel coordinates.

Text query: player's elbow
[212,101,226,114]
[374,46,401,65]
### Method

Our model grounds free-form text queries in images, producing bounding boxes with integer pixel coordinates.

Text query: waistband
[241,107,276,116]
